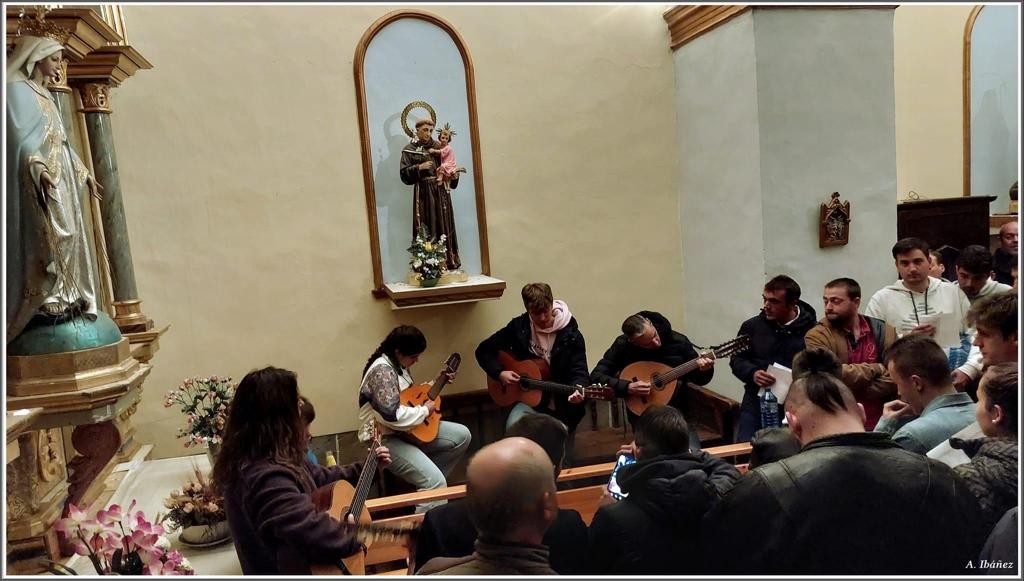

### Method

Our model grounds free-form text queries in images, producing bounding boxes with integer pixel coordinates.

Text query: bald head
[999,221,1018,255]
[465,437,556,543]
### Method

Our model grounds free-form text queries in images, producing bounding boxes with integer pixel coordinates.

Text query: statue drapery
[6,35,100,343]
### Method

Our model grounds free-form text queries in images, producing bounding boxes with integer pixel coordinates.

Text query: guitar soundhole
[651,374,665,391]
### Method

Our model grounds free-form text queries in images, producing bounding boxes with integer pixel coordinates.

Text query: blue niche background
[364,18,482,283]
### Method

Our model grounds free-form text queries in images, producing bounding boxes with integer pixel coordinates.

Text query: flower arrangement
[52,502,194,575]
[408,227,447,282]
[161,464,226,531]
[163,376,235,448]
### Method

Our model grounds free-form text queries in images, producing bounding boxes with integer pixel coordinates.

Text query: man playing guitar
[475,283,589,434]
[590,311,714,449]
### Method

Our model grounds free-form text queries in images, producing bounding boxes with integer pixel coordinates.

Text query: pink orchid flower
[55,503,90,535]
[96,503,124,525]
[70,539,91,556]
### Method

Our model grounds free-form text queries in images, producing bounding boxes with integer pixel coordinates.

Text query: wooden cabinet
[897,196,997,251]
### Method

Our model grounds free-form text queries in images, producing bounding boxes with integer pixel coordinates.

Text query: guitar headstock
[444,352,462,374]
[711,335,751,358]
[368,421,383,448]
[583,383,616,402]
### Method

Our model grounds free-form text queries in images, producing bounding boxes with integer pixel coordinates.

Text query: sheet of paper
[917,312,959,350]
[767,363,793,403]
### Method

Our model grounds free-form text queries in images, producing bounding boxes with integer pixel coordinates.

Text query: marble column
[78,82,152,333]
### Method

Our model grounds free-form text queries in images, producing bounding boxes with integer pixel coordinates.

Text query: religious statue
[6,11,104,343]
[400,113,462,273]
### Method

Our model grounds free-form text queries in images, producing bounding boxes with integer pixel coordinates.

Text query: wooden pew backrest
[362,441,752,574]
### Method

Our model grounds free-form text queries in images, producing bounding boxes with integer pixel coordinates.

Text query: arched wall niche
[354,10,503,307]
[963,4,1019,209]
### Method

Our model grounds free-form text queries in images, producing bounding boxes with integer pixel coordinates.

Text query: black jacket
[952,436,1018,535]
[590,311,714,399]
[993,248,1015,287]
[700,432,986,574]
[476,313,589,429]
[587,451,740,575]
[729,300,817,397]
[414,499,587,574]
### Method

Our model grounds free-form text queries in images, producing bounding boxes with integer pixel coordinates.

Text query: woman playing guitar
[358,325,472,513]
[212,366,391,575]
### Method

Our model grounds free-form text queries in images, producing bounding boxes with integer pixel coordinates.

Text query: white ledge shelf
[379,275,506,309]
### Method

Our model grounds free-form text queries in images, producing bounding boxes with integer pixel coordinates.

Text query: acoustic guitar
[399,353,461,445]
[486,350,615,407]
[309,424,383,576]
[621,335,750,416]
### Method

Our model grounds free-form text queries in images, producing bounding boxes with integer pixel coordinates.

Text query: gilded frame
[961,5,983,197]
[354,10,491,295]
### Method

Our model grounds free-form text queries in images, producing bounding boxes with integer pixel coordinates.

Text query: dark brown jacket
[418,538,557,575]
[803,315,897,400]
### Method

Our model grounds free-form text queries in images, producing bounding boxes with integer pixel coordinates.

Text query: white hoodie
[864,276,971,350]
[966,278,1013,304]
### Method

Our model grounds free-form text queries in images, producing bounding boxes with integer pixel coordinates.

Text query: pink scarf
[529,300,572,363]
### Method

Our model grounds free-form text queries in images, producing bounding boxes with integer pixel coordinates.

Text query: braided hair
[362,325,427,375]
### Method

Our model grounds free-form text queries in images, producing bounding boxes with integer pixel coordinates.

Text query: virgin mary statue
[6,32,103,344]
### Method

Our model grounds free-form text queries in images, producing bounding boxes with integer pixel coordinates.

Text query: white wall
[674,8,898,403]
[755,8,897,307]
[675,12,765,403]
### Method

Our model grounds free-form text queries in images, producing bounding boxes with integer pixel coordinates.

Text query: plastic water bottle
[760,389,781,428]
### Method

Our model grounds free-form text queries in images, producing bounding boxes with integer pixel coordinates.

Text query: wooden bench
[361,441,752,574]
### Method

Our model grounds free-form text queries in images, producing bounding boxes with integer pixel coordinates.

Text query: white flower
[155,535,172,550]
[413,260,422,268]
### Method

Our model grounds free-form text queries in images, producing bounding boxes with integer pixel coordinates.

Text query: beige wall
[894,4,976,200]
[112,5,681,459]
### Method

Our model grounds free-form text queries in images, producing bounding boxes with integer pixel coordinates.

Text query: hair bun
[792,347,841,378]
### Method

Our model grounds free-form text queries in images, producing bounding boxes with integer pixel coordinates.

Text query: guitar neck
[657,359,701,385]
[426,376,448,400]
[349,442,380,517]
[427,354,460,400]
[521,378,579,397]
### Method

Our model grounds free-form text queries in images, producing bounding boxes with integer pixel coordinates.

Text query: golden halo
[401,100,437,138]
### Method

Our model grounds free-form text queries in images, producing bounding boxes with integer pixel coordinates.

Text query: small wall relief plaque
[819,192,851,248]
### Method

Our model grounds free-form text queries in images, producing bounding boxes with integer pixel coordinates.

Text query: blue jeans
[505,402,539,431]
[383,421,471,513]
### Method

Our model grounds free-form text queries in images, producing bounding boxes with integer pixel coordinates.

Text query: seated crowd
[213,232,1018,575]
